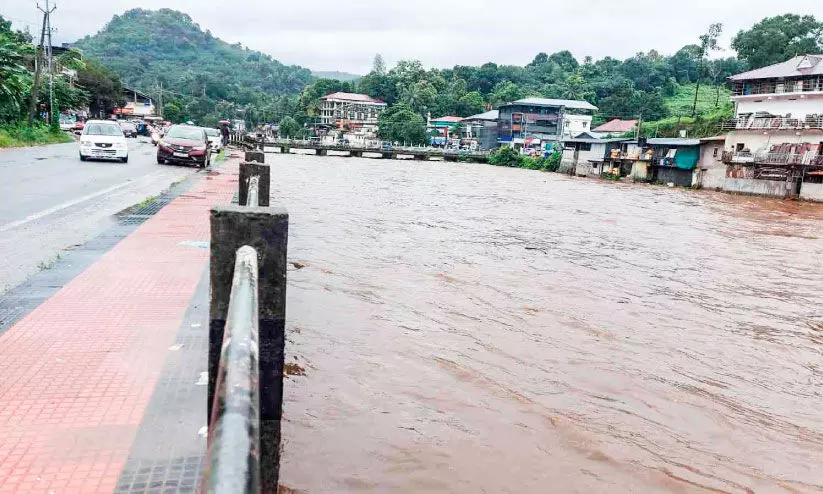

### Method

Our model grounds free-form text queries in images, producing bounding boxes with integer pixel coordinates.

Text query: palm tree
[0,33,31,120]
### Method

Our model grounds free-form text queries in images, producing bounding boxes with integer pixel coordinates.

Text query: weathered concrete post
[209,205,289,492]
[239,162,271,207]
[245,150,265,163]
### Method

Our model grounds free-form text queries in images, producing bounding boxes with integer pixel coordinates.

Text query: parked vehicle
[203,127,223,152]
[157,125,211,168]
[119,122,138,138]
[59,118,75,132]
[79,120,129,163]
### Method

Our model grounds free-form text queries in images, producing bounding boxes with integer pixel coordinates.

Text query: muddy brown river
[271,152,823,493]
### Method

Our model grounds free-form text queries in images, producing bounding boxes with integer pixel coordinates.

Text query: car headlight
[115,142,127,149]
[80,140,93,147]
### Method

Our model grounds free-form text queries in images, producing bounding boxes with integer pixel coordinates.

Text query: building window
[736,143,745,152]
[713,147,719,158]
[580,143,592,151]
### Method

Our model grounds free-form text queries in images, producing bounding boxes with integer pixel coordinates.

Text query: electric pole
[28,10,49,124]
[33,0,58,128]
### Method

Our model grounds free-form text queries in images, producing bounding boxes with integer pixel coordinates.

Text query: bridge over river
[231,134,492,162]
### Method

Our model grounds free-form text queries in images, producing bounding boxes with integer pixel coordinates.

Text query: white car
[203,127,223,153]
[79,120,129,163]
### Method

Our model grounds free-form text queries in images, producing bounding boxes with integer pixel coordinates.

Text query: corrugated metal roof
[508,98,598,111]
[699,135,726,142]
[593,119,638,133]
[464,110,499,121]
[729,55,823,81]
[430,116,463,123]
[647,138,700,146]
[321,92,385,104]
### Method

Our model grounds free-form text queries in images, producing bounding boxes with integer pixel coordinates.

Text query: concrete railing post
[210,205,289,492]
[245,150,265,163]
[239,162,271,207]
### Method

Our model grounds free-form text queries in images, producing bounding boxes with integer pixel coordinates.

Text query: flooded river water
[272,152,823,493]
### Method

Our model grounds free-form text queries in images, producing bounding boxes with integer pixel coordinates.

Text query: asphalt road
[0,136,202,292]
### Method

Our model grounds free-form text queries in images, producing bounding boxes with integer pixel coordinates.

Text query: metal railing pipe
[247,176,259,208]
[205,245,261,494]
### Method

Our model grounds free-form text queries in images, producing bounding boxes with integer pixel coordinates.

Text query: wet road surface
[273,152,823,493]
[0,137,200,291]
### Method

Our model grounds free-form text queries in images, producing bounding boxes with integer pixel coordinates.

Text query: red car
[156,125,211,168]
[72,121,85,134]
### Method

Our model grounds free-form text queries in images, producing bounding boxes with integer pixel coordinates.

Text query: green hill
[73,9,312,124]
[664,83,732,116]
[312,71,360,82]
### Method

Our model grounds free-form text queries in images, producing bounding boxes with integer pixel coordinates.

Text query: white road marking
[0,181,133,233]
[0,170,171,233]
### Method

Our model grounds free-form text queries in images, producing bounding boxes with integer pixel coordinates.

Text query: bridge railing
[205,151,287,493]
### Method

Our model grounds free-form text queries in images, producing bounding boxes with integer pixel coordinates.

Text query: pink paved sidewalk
[0,159,240,493]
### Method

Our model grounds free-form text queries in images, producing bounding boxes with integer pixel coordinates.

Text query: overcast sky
[4,0,823,74]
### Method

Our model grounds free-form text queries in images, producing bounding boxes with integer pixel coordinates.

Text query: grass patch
[664,83,732,116]
[37,252,62,271]
[0,123,73,148]
[135,194,159,210]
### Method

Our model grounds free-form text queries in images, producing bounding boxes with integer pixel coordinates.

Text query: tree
[528,52,549,67]
[549,50,579,72]
[732,14,823,69]
[163,101,183,123]
[455,91,485,117]
[489,81,524,106]
[692,23,722,116]
[278,115,300,138]
[372,53,386,75]
[0,25,31,122]
[76,58,124,118]
[377,103,427,144]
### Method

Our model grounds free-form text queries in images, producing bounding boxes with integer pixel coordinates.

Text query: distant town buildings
[319,92,387,137]
[114,87,156,117]
[498,98,598,147]
[592,119,638,137]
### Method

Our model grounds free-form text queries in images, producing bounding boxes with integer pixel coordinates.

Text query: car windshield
[85,123,123,136]
[204,128,219,137]
[166,126,204,140]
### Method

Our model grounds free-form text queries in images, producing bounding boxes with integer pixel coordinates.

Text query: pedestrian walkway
[0,157,241,494]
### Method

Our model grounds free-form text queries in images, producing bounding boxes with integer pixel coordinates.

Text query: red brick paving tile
[0,159,241,492]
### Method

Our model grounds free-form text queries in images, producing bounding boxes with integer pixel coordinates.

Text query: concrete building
[695,136,727,190]
[319,92,387,137]
[561,135,633,176]
[722,55,823,199]
[427,115,463,146]
[647,138,701,187]
[497,98,598,150]
[562,114,594,140]
[114,87,155,118]
[462,110,499,150]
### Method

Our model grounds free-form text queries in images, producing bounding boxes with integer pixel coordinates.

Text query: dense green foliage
[377,104,428,144]
[0,123,72,147]
[0,15,95,146]
[73,8,312,126]
[732,15,823,69]
[488,146,561,171]
[278,116,301,138]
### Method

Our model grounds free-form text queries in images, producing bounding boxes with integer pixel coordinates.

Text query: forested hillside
[73,8,312,126]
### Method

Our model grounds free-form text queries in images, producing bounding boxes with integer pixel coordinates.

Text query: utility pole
[27,10,49,124]
[158,80,164,118]
[34,0,57,125]
[636,112,643,140]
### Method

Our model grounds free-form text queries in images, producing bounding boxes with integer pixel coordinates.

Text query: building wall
[630,162,650,181]
[735,93,823,118]
[725,130,823,153]
[800,182,823,202]
[723,177,792,198]
[698,142,726,189]
[561,143,606,173]
[655,167,693,186]
[562,114,593,139]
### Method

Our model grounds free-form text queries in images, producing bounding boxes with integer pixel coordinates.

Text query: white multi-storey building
[319,92,387,137]
[722,55,823,200]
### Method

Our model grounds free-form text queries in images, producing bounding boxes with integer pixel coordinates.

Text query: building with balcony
[319,92,387,137]
[497,98,597,150]
[647,138,701,187]
[722,55,823,199]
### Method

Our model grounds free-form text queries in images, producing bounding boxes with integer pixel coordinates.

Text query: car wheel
[79,154,87,162]
[121,156,129,163]
[157,156,165,164]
